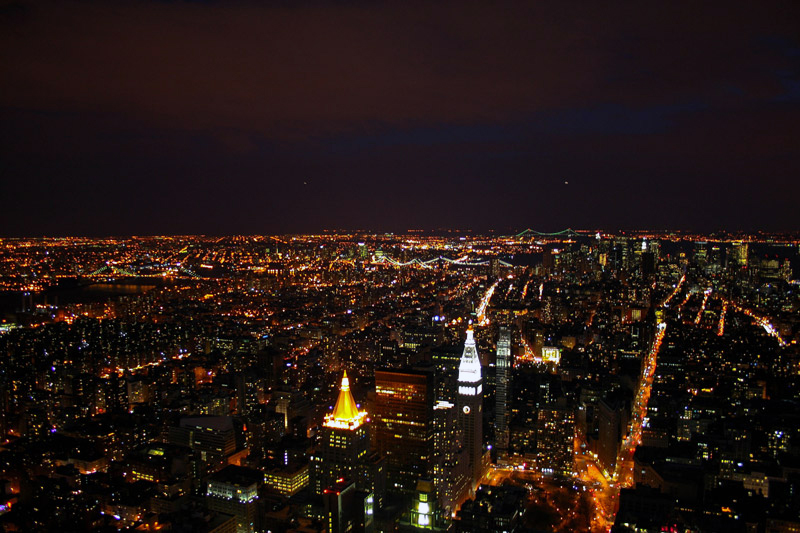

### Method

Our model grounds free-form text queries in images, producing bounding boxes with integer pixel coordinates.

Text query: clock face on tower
[463,405,471,414]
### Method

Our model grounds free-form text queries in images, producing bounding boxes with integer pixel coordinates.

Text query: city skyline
[2,1,800,236]
[2,2,800,529]
[0,232,797,531]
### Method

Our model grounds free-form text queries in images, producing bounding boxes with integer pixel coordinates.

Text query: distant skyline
[2,0,800,236]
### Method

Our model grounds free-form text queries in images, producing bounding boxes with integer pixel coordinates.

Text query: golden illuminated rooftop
[324,371,368,430]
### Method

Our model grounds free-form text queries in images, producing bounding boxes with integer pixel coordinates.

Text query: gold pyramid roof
[332,370,360,421]
[325,371,367,429]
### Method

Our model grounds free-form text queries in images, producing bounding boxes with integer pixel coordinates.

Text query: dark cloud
[1,0,799,235]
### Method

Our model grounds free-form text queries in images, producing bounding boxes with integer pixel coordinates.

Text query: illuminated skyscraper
[311,371,384,506]
[431,400,469,516]
[456,327,484,490]
[494,327,510,456]
[731,241,749,268]
[535,400,574,477]
[374,369,434,492]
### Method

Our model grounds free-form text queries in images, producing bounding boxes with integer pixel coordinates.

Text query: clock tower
[456,326,483,490]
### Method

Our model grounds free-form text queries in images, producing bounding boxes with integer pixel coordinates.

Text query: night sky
[2,1,799,236]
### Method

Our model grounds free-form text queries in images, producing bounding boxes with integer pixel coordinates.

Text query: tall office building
[456,327,484,491]
[311,372,382,502]
[494,328,510,456]
[323,478,375,533]
[597,397,628,477]
[206,465,261,533]
[535,400,575,477]
[167,416,247,480]
[730,241,749,268]
[432,400,470,515]
[693,242,708,265]
[374,369,434,492]
[431,344,463,404]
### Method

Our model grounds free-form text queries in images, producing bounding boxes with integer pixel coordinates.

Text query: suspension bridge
[86,263,201,278]
[513,228,585,238]
[373,255,513,269]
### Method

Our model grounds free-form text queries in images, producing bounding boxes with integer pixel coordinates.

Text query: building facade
[373,368,435,493]
[456,327,484,491]
[311,371,384,508]
[494,327,510,455]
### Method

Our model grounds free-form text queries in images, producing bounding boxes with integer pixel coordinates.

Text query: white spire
[458,327,482,385]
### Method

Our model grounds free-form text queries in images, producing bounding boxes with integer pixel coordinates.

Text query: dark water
[0,279,159,314]
[499,253,542,267]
